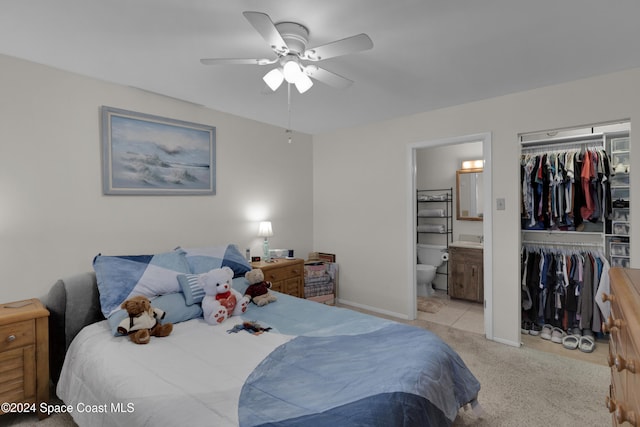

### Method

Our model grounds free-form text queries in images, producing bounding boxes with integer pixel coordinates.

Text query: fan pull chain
[286,83,293,143]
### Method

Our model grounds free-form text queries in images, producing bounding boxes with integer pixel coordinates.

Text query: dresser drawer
[283,277,302,296]
[264,264,302,282]
[0,320,34,352]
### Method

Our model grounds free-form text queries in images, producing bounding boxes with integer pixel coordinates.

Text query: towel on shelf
[417,224,446,233]
[417,194,448,202]
[418,208,444,217]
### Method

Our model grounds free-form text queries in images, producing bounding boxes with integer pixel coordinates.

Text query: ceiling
[3,1,640,135]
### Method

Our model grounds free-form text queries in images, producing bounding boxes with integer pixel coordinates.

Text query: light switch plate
[496,198,505,210]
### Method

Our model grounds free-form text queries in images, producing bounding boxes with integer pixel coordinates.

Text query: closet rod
[520,132,603,147]
[522,240,603,248]
[520,139,604,154]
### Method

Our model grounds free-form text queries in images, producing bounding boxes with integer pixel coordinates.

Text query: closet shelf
[522,230,604,237]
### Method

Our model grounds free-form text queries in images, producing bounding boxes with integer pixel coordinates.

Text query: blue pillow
[93,250,191,318]
[178,244,252,277]
[108,293,202,336]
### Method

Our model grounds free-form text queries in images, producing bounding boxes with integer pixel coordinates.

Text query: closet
[519,120,631,337]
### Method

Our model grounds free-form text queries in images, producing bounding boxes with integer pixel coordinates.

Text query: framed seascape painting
[101,106,216,195]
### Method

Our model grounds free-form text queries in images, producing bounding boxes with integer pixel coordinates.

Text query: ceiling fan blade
[303,65,353,89]
[302,33,373,61]
[200,58,277,65]
[243,11,289,55]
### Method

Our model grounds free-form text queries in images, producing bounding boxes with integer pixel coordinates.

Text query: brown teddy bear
[244,269,277,306]
[117,295,173,344]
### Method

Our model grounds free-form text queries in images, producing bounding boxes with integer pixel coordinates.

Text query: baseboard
[336,298,410,320]
[491,336,521,348]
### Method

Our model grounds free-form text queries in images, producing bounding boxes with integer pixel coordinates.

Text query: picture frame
[101,106,216,195]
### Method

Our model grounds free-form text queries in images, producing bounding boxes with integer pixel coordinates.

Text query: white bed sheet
[57,318,292,427]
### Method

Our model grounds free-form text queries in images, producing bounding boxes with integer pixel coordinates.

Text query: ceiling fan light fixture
[294,72,313,93]
[263,68,284,91]
[282,59,302,84]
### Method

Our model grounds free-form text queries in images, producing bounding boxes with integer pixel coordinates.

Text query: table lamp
[258,221,273,262]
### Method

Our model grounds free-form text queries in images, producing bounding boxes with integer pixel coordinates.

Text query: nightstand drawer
[263,265,302,282]
[0,320,34,352]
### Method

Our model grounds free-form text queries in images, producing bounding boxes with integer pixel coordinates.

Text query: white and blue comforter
[57,292,480,427]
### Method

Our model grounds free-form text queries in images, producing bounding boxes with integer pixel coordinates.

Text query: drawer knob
[6,334,16,343]
[605,316,623,331]
[616,405,637,426]
[615,355,637,374]
[602,293,616,303]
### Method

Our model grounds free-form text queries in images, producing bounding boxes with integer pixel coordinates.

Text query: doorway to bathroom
[408,133,493,340]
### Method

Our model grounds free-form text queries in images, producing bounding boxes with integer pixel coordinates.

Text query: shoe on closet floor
[540,324,554,340]
[551,327,567,344]
[561,334,580,350]
[529,323,542,336]
[521,321,531,334]
[579,335,595,353]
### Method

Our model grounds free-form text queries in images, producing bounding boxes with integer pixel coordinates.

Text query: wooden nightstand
[0,299,50,419]
[251,258,304,298]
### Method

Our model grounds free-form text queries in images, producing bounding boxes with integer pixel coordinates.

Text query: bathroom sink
[449,241,483,249]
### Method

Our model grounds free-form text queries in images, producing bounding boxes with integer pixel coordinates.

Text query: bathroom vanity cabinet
[448,245,483,303]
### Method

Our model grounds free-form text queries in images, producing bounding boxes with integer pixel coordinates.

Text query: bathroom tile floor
[417,290,484,335]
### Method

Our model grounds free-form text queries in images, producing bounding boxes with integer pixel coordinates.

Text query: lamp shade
[258,221,273,237]
[283,60,302,83]
[294,72,313,94]
[263,68,284,91]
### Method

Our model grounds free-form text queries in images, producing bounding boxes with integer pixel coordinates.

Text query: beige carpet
[6,314,611,427]
[417,295,446,313]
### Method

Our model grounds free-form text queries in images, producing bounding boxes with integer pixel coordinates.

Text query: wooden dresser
[251,258,304,298]
[0,298,50,419]
[604,267,640,426]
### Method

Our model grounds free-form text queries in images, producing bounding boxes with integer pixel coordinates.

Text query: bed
[45,246,480,427]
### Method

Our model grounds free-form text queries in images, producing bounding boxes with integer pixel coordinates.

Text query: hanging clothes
[520,244,610,334]
[520,147,612,232]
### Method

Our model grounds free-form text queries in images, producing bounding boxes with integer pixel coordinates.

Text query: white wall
[0,54,314,303]
[313,67,640,345]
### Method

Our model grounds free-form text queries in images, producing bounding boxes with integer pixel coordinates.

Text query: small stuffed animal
[117,295,173,344]
[244,269,277,307]
[200,266,249,325]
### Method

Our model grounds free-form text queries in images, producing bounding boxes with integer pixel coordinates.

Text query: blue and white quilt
[236,293,479,427]
[57,278,480,427]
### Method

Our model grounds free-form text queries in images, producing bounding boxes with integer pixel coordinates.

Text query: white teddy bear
[200,266,249,325]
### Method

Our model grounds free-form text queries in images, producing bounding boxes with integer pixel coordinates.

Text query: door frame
[407,132,494,340]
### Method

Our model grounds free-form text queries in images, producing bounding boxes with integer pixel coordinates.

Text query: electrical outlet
[496,198,506,210]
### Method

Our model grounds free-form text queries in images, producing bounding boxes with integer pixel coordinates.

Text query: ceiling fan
[200,11,373,94]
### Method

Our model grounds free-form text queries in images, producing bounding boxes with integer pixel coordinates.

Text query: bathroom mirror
[456,168,484,221]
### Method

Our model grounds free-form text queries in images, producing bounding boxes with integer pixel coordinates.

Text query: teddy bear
[200,266,249,325]
[117,295,173,344]
[244,268,277,306]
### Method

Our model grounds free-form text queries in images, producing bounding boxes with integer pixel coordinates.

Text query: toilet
[416,244,448,296]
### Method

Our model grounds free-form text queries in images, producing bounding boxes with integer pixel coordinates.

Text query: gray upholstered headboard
[42,272,105,383]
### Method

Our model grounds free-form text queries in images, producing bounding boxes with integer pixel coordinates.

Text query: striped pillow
[177,273,206,305]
